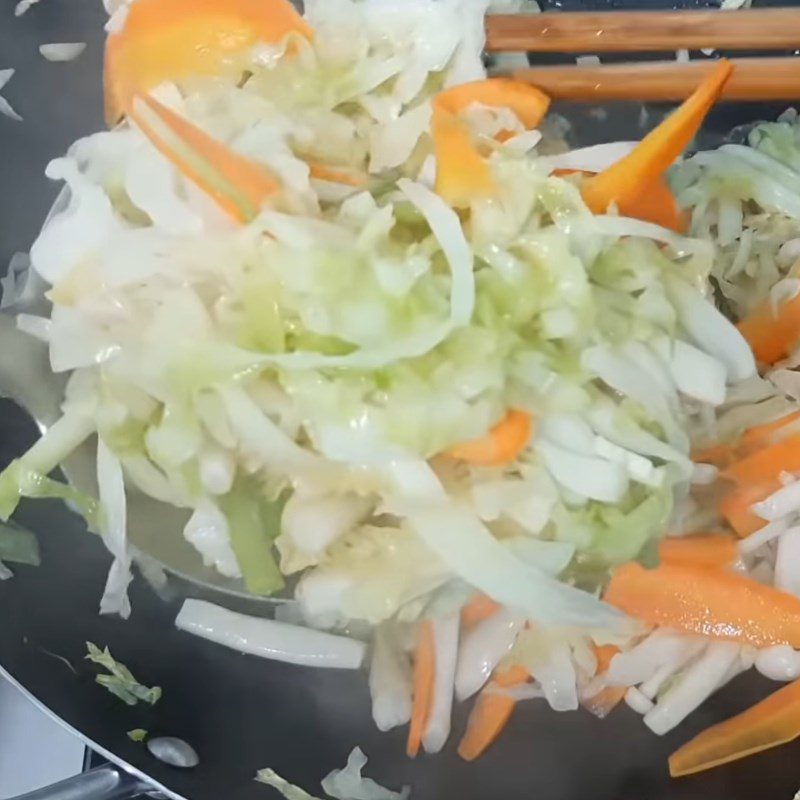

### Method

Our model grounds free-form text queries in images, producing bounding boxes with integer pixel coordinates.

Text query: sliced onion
[774,527,800,598]
[643,642,740,735]
[369,625,412,732]
[544,142,637,174]
[755,644,800,681]
[455,609,523,701]
[536,439,629,502]
[664,274,756,383]
[96,439,132,619]
[39,43,86,62]
[752,482,800,521]
[175,598,366,668]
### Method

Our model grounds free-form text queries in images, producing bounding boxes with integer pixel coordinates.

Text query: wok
[2,1,800,798]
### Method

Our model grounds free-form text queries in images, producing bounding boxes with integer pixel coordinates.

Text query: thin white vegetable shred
[12,0,800,768]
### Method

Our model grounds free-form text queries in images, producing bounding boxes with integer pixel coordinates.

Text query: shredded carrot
[104,0,311,124]
[723,434,800,487]
[617,177,686,233]
[431,106,497,207]
[436,78,551,132]
[583,686,627,719]
[407,620,436,758]
[461,594,500,627]
[605,561,800,647]
[307,162,367,188]
[554,169,683,232]
[581,645,625,719]
[581,59,732,216]
[457,665,529,761]
[594,644,620,674]
[658,534,738,569]
[737,292,800,365]
[130,94,278,223]
[446,410,533,467]
[691,441,736,468]
[739,410,800,454]
[669,677,800,777]
[719,482,775,538]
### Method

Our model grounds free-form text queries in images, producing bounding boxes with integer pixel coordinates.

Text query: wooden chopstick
[485,8,800,53]
[507,57,800,101]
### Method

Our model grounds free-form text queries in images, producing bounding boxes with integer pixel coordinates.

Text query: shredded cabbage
[5,0,784,757]
[85,642,162,706]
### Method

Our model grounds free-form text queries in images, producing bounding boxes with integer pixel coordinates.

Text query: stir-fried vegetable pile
[10,0,800,782]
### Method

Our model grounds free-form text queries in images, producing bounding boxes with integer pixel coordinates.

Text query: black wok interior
[2,1,800,798]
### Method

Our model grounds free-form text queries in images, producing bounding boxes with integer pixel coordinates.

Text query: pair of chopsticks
[485,8,800,101]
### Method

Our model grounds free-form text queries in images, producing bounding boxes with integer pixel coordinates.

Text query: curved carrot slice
[555,169,683,232]
[105,0,311,124]
[594,644,620,674]
[131,94,278,223]
[669,678,800,777]
[617,177,686,233]
[581,644,625,719]
[446,410,533,467]
[436,78,551,131]
[691,441,735,468]
[581,59,732,215]
[407,620,436,758]
[723,434,800,486]
[737,293,800,365]
[431,106,496,208]
[720,481,775,538]
[658,534,738,569]
[460,594,500,627]
[740,410,800,453]
[584,686,627,719]
[605,561,800,647]
[307,162,367,188]
[458,665,529,761]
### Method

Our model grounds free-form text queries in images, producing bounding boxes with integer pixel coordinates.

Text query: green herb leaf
[86,642,161,706]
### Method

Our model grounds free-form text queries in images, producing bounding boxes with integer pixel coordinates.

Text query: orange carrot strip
[658,535,738,569]
[740,410,800,453]
[581,645,625,719]
[431,106,496,208]
[307,162,367,188]
[723,434,800,486]
[617,177,686,232]
[594,645,620,674]
[691,441,736,468]
[554,170,683,232]
[131,94,278,223]
[436,78,551,131]
[105,0,311,124]
[720,482,775,538]
[605,561,800,647]
[457,665,529,761]
[407,620,436,758]
[461,594,501,627]
[737,293,800,365]
[583,686,627,719]
[669,677,800,777]
[446,410,533,467]
[581,59,732,215]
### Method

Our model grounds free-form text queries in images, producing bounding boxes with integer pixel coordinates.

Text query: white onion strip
[39,43,87,62]
[175,599,366,668]
[369,626,412,732]
[643,642,740,735]
[752,482,800,522]
[455,609,523,701]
